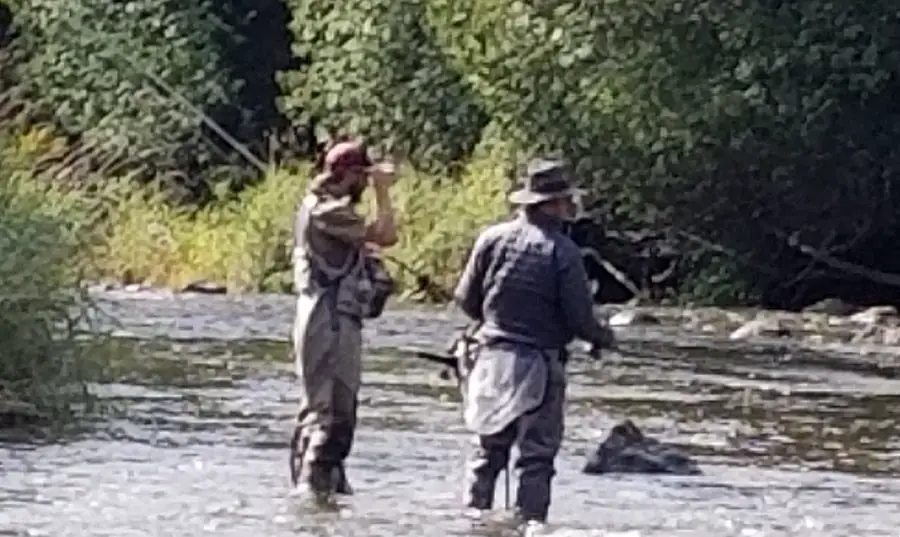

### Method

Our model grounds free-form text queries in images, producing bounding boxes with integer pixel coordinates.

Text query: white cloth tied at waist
[461,341,557,436]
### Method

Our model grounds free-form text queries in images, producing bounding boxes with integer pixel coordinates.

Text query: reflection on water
[1,293,899,536]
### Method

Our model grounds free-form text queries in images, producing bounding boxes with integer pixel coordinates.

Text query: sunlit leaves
[16,0,240,166]
[278,0,487,172]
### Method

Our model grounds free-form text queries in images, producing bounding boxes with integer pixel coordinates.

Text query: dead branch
[673,230,780,276]
[650,257,678,284]
[767,226,900,288]
[782,229,836,289]
[580,247,642,299]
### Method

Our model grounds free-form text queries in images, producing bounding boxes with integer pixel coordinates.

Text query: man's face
[344,168,368,203]
[556,195,578,221]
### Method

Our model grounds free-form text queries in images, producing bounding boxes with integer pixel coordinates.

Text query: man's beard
[348,184,365,204]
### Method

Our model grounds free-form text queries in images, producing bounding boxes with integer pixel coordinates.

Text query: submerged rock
[608,309,662,327]
[802,298,861,317]
[123,282,153,293]
[849,305,899,326]
[582,419,701,476]
[180,280,227,294]
[437,368,454,381]
[729,316,791,340]
[851,324,900,346]
[0,397,45,429]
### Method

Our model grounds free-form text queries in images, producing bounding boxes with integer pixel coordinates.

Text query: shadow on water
[1,292,900,535]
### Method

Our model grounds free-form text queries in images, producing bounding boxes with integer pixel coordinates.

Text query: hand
[369,161,396,188]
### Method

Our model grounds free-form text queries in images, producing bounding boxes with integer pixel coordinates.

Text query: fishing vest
[292,194,394,320]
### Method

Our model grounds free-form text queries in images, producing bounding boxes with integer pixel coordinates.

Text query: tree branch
[767,226,900,288]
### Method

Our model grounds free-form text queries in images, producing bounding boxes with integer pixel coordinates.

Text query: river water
[1,290,899,536]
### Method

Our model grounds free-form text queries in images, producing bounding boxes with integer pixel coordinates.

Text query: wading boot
[306,464,337,506]
[522,520,549,536]
[332,464,354,495]
[515,509,549,536]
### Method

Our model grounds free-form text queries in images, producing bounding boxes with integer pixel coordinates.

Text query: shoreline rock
[0,397,46,429]
[86,279,229,295]
[82,281,900,353]
[596,302,900,351]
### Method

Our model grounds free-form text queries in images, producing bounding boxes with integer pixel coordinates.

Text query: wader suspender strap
[297,195,359,289]
[289,195,359,488]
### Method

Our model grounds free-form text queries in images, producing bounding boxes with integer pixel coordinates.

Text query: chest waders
[288,197,356,489]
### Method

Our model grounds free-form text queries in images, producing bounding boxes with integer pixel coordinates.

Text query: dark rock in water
[180,280,227,294]
[87,280,121,292]
[582,419,701,476]
[0,397,46,429]
[802,298,861,316]
[123,283,152,292]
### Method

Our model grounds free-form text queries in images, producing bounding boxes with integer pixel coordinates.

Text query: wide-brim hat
[508,158,584,205]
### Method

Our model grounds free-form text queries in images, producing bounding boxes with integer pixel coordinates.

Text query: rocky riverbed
[1,289,899,536]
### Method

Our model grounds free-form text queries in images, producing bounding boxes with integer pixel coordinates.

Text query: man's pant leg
[514,359,566,523]
[464,422,517,510]
[319,315,362,493]
[291,300,340,493]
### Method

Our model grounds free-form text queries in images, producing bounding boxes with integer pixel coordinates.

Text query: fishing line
[19,14,268,174]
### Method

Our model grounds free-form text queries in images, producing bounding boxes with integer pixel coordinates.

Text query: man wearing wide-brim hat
[506,158,587,206]
[452,158,616,530]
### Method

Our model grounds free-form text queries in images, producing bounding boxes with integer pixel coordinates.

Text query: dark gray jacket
[453,209,610,350]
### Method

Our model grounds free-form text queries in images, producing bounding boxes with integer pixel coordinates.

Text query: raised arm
[309,197,369,246]
[309,201,394,250]
[365,181,398,247]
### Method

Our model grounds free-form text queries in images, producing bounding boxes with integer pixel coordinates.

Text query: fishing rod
[396,346,459,377]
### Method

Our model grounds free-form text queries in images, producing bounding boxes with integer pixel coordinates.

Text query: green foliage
[0,168,104,422]
[387,158,509,297]
[1,2,27,121]
[89,169,305,292]
[279,0,488,171]
[425,0,900,301]
[59,159,507,298]
[15,0,242,169]
[676,252,755,307]
[0,120,509,301]
[5,0,900,307]
[208,0,297,156]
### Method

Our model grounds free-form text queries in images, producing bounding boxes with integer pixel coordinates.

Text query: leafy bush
[6,0,900,307]
[206,0,298,162]
[15,0,242,174]
[385,158,509,297]
[279,0,487,172]
[0,168,103,422]
[91,168,305,292]
[75,158,507,298]
[425,0,900,304]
